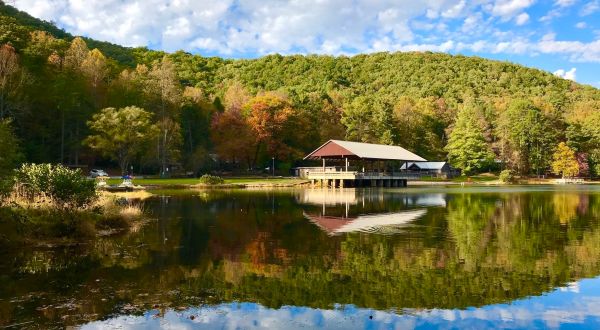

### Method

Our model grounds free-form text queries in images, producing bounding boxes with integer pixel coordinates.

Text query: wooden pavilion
[303,140,426,188]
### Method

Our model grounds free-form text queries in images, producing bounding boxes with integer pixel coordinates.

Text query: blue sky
[12,0,600,88]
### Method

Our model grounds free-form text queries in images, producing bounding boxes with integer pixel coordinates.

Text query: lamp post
[272,157,275,177]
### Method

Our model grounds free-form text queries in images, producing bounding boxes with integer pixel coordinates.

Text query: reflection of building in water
[405,194,447,207]
[296,189,443,235]
[295,189,446,208]
[296,189,359,205]
[304,209,427,236]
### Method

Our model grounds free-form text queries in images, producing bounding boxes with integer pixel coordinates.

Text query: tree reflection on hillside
[2,187,600,327]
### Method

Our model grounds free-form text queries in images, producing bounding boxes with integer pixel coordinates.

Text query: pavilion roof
[304,139,426,162]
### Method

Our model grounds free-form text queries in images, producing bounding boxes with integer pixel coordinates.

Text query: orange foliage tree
[245,92,299,160]
[211,108,257,170]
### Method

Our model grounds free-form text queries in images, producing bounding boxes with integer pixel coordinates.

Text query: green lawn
[105,177,306,186]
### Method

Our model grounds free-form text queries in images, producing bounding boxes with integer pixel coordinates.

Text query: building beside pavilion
[400,161,460,178]
[301,139,427,188]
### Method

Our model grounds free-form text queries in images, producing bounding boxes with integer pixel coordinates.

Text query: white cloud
[540,8,563,21]
[556,0,577,6]
[553,67,577,80]
[515,13,530,25]
[489,0,536,19]
[576,21,587,28]
[581,0,600,15]
[441,0,467,18]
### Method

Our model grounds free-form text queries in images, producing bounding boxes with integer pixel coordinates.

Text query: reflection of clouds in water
[82,278,600,330]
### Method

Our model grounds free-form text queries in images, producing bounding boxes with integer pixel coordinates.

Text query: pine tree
[445,104,494,175]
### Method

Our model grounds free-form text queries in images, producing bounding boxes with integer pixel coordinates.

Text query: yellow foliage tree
[551,142,579,178]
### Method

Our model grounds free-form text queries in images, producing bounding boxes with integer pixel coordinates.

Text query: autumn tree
[445,104,494,175]
[146,56,182,175]
[0,43,21,119]
[565,100,600,177]
[551,142,579,178]
[85,106,158,174]
[211,108,257,169]
[245,92,296,160]
[81,48,108,108]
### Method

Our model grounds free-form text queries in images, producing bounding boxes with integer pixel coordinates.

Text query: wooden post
[345,157,348,172]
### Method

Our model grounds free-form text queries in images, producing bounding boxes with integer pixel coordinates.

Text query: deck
[306,170,409,188]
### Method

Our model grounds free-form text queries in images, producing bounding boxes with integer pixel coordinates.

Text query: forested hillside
[1,1,599,176]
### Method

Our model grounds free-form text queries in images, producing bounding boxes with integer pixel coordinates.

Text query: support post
[345,158,348,172]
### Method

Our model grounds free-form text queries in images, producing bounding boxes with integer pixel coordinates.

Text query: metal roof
[304,140,427,162]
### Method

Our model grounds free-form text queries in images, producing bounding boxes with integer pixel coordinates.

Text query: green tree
[551,142,579,178]
[342,96,373,142]
[85,106,158,175]
[497,99,557,175]
[445,104,494,175]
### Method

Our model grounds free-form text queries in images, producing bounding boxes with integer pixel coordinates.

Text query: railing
[306,171,422,180]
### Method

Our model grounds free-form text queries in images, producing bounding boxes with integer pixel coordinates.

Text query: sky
[10,0,600,88]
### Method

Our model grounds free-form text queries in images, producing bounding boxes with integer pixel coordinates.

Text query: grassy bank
[0,192,147,248]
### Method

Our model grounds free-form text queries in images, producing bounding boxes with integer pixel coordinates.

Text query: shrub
[0,179,13,205]
[499,169,514,183]
[15,163,97,209]
[199,174,225,185]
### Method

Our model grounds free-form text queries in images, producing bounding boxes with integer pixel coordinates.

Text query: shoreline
[102,178,600,192]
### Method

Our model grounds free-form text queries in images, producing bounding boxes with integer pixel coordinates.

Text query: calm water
[3,185,600,329]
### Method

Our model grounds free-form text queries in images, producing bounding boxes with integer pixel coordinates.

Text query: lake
[2,185,600,329]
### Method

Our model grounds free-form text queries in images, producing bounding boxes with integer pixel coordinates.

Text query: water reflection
[297,189,444,235]
[2,186,600,328]
[82,276,600,329]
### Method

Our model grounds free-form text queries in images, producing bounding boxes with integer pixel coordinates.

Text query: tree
[496,99,557,175]
[0,120,21,200]
[85,106,158,174]
[0,43,21,119]
[81,48,108,108]
[245,92,296,159]
[342,96,373,142]
[146,56,181,174]
[551,142,579,178]
[445,104,494,175]
[211,107,257,169]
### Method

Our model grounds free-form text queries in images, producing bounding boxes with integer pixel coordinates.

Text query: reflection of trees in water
[3,190,600,327]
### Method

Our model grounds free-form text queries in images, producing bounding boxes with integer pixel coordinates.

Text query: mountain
[0,1,599,176]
